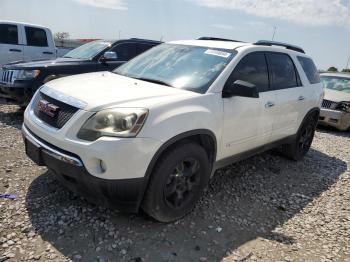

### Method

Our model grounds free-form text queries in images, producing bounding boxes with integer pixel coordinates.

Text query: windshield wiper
[133,77,173,87]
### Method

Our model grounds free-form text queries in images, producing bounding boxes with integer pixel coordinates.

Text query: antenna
[346,54,350,70]
[272,26,277,41]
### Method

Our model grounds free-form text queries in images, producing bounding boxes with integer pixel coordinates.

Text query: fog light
[100,160,107,173]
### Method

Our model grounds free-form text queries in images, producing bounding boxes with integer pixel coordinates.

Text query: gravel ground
[0,99,349,262]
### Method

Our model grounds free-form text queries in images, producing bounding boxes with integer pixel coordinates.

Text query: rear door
[23,26,55,61]
[0,23,24,66]
[221,52,276,158]
[266,52,304,141]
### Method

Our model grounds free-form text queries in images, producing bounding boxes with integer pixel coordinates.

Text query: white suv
[22,38,324,222]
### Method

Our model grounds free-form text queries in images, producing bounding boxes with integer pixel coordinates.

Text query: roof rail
[197,37,243,43]
[254,40,305,53]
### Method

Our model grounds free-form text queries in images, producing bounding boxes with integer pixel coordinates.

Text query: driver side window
[111,43,136,61]
[227,52,269,92]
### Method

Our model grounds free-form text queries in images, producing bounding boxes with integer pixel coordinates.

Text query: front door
[102,42,137,71]
[221,52,276,159]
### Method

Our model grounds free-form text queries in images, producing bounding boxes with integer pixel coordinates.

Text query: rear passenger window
[25,27,48,47]
[0,24,18,45]
[228,52,269,92]
[267,53,299,90]
[297,56,320,84]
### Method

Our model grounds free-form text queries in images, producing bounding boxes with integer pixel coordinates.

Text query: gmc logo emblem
[37,99,59,117]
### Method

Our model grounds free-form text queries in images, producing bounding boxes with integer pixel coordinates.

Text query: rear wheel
[281,114,318,161]
[142,141,210,222]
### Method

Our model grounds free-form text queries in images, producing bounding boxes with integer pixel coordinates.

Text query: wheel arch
[136,129,217,210]
[297,107,320,134]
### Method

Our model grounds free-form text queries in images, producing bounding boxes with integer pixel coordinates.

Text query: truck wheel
[142,141,210,222]
[281,115,317,161]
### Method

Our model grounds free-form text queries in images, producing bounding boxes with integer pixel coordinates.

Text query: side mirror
[101,51,118,61]
[223,80,259,98]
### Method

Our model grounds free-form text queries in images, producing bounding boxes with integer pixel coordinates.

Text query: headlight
[77,108,148,141]
[16,70,40,80]
[335,101,350,113]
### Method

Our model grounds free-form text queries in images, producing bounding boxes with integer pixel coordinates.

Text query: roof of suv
[169,40,249,50]
[109,38,162,45]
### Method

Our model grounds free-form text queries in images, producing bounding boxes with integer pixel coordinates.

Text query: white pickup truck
[0,21,56,67]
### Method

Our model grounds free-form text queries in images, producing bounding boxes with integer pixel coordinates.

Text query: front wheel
[142,141,210,222]
[281,115,317,161]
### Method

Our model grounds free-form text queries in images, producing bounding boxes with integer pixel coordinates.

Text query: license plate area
[25,138,44,165]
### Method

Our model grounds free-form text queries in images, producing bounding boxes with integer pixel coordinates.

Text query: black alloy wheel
[164,158,201,209]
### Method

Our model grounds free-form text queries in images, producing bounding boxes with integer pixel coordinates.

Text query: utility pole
[346,54,350,70]
[272,26,277,41]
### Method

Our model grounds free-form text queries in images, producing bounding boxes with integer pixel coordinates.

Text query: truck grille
[33,92,79,129]
[321,99,337,109]
[0,69,18,85]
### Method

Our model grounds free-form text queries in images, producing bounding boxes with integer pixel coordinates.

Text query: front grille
[321,99,337,109]
[0,69,18,85]
[33,92,79,129]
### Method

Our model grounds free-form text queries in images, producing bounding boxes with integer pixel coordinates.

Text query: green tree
[342,69,350,73]
[327,66,338,72]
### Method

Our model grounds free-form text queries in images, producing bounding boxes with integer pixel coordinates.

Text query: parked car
[319,72,350,131]
[0,38,161,105]
[0,21,56,66]
[22,38,323,222]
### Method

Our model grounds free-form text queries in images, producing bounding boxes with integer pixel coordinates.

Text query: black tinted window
[268,53,299,89]
[25,27,48,47]
[298,56,320,84]
[113,43,136,61]
[228,52,269,92]
[0,24,18,45]
[136,43,155,55]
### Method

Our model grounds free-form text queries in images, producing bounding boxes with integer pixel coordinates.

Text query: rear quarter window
[297,56,320,84]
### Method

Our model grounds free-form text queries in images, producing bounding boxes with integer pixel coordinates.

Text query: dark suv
[0,38,161,106]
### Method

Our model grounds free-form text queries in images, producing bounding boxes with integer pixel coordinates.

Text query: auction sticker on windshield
[204,49,231,58]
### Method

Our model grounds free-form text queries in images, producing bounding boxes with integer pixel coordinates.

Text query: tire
[142,141,210,222]
[281,114,318,161]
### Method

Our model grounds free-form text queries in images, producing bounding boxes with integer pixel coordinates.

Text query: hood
[3,57,89,69]
[324,88,350,102]
[41,72,199,111]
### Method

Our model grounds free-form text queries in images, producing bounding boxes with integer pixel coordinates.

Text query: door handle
[43,51,53,55]
[9,49,22,52]
[298,96,305,101]
[265,101,275,108]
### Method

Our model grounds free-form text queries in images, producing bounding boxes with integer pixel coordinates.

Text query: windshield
[321,75,350,93]
[114,43,236,93]
[63,40,112,60]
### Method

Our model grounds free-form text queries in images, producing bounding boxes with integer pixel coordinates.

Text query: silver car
[319,73,350,131]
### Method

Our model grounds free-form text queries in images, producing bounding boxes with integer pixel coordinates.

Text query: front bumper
[22,124,146,212]
[319,108,350,131]
[0,81,38,104]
